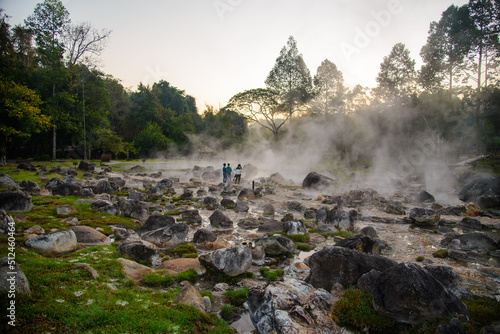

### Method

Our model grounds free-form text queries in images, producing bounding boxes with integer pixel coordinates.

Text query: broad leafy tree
[228,88,286,142]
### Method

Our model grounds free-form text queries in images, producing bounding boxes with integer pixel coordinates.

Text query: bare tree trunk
[475,42,483,154]
[52,82,57,160]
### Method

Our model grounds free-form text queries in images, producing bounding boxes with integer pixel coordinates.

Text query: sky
[1,0,470,111]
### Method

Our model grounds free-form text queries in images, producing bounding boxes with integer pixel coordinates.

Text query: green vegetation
[259,267,284,282]
[416,256,425,262]
[166,243,198,258]
[463,296,500,333]
[332,288,396,333]
[432,249,449,258]
[0,245,233,334]
[223,288,249,307]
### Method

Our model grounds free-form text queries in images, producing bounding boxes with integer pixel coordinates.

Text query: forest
[0,0,499,170]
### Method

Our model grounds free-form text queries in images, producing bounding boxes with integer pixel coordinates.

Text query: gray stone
[255,236,296,257]
[25,230,78,256]
[0,257,31,295]
[199,244,252,277]
[70,226,110,246]
[0,190,33,212]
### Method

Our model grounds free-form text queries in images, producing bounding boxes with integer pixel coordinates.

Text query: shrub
[259,267,284,282]
[432,249,448,258]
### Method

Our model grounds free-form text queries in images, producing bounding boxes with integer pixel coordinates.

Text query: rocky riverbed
[1,159,499,333]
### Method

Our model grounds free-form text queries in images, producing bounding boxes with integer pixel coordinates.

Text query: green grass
[432,249,449,258]
[0,244,234,334]
[463,296,500,334]
[223,288,249,307]
[259,267,284,282]
[333,288,396,333]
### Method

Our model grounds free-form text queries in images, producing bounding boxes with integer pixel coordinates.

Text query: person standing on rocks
[226,163,232,186]
[222,163,227,184]
[234,164,242,184]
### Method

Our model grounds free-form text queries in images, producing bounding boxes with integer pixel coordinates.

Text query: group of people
[222,163,242,186]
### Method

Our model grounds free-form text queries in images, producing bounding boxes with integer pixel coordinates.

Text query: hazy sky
[1,0,469,110]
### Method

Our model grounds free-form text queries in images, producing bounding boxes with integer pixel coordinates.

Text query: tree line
[0,0,499,166]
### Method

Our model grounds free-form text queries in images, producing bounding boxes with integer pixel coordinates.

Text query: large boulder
[0,190,33,212]
[0,257,31,295]
[25,230,78,256]
[441,232,498,252]
[115,236,157,263]
[335,234,386,255]
[117,198,149,221]
[19,180,41,195]
[90,200,118,215]
[137,214,175,235]
[116,257,153,282]
[255,236,296,257]
[209,210,233,229]
[424,265,472,300]
[181,209,202,225]
[192,228,217,244]
[302,172,335,190]
[140,223,189,248]
[458,175,500,209]
[78,160,95,171]
[256,218,283,233]
[408,208,440,226]
[175,282,209,313]
[52,182,82,196]
[358,262,468,325]
[305,246,397,291]
[0,173,18,189]
[247,278,340,334]
[199,245,252,277]
[94,180,119,194]
[202,196,218,210]
[283,220,307,235]
[70,226,110,246]
[237,217,260,229]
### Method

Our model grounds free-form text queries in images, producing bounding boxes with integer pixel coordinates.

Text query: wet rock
[247,278,339,334]
[342,188,383,206]
[193,228,217,243]
[141,222,188,248]
[90,200,118,215]
[335,234,386,255]
[0,257,31,295]
[137,214,176,235]
[220,198,236,209]
[0,190,33,212]
[408,208,440,226]
[116,258,153,282]
[237,217,260,229]
[70,226,110,246]
[199,245,252,277]
[182,209,202,225]
[305,246,397,291]
[117,198,149,221]
[384,201,406,215]
[235,201,249,212]
[360,226,378,238]
[358,262,468,325]
[202,196,218,210]
[25,229,78,256]
[209,210,233,229]
[424,265,472,300]
[255,236,296,257]
[256,218,283,233]
[458,175,500,209]
[283,220,307,235]
[417,190,436,203]
[441,232,498,252]
[459,217,483,229]
[302,172,335,190]
[262,203,275,215]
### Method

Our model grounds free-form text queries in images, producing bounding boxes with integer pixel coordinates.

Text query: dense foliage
[0,0,499,164]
